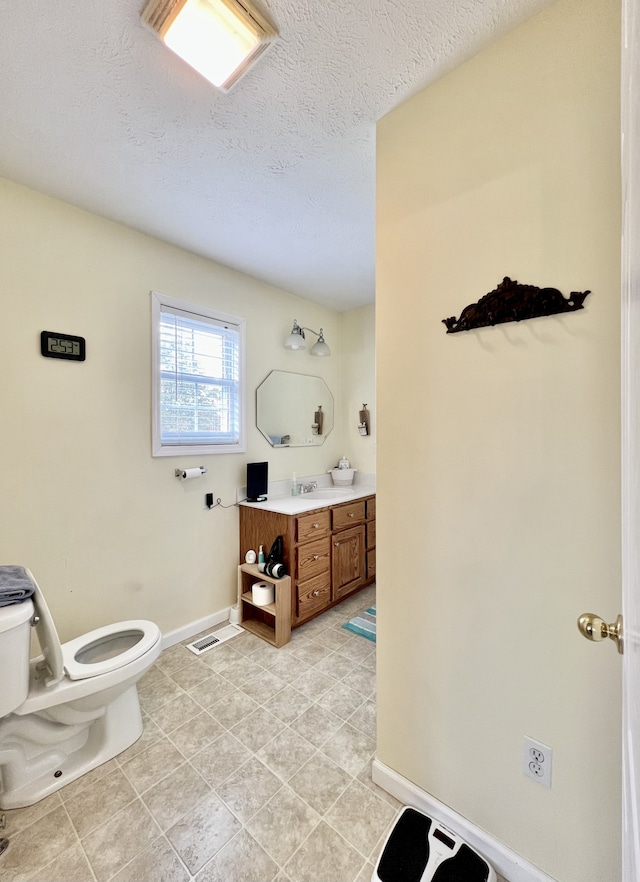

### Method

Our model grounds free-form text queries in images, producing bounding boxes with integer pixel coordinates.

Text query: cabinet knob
[313,523,320,529]
[334,541,340,547]
[312,589,320,597]
[313,554,319,560]
[349,512,354,518]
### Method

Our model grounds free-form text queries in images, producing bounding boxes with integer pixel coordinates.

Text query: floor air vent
[186,623,244,656]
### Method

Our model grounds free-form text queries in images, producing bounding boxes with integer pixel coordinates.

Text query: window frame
[151,291,246,457]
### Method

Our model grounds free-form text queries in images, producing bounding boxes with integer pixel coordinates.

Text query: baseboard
[161,607,232,650]
[372,759,557,882]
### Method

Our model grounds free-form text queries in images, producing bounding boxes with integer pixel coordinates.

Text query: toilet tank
[0,601,33,716]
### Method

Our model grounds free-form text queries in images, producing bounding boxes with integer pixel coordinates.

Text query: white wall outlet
[523,736,552,788]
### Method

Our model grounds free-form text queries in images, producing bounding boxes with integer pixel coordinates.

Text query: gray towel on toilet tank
[0,566,35,607]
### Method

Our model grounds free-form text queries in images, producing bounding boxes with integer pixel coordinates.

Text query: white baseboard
[161,607,232,650]
[372,759,557,882]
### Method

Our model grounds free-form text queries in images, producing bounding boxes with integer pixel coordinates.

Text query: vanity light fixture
[141,0,277,92]
[284,320,331,357]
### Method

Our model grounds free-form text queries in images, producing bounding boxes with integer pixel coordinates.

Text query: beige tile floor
[1,585,401,882]
[1,585,510,882]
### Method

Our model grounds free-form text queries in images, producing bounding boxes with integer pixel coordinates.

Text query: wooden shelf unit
[237,563,291,648]
[240,493,375,630]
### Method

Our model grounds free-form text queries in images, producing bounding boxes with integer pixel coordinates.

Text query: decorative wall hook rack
[442,277,591,334]
[358,404,370,436]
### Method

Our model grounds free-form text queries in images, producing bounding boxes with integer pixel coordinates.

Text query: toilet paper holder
[175,467,207,479]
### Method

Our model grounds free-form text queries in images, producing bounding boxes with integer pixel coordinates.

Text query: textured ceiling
[1,0,553,310]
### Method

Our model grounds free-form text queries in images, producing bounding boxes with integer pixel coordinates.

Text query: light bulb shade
[310,335,331,357]
[284,321,306,350]
[142,0,277,92]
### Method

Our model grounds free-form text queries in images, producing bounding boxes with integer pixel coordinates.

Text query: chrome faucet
[297,481,317,494]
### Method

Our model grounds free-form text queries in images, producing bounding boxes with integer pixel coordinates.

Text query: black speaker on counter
[246,462,268,502]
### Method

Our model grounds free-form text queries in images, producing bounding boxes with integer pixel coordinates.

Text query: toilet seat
[62,621,160,680]
[25,568,162,686]
[16,628,162,716]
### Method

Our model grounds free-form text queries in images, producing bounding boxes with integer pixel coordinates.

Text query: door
[621,0,640,876]
[332,524,366,600]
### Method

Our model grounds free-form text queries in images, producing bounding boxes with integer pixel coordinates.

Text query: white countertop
[238,478,375,516]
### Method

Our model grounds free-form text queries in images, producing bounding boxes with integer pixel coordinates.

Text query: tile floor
[1,585,400,882]
[1,585,510,882]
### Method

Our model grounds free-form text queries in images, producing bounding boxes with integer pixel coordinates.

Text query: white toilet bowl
[0,568,162,808]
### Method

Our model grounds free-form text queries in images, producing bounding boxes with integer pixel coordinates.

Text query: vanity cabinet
[239,494,375,628]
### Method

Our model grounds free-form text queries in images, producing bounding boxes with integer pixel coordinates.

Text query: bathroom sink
[303,488,355,500]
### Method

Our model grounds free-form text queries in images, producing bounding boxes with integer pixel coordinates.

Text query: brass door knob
[577,612,624,655]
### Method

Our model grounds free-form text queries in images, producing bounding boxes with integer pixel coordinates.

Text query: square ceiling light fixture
[142,0,277,92]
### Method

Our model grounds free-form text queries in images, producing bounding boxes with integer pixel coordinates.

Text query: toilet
[0,567,162,809]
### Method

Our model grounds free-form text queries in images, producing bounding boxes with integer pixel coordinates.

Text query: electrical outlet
[523,736,552,788]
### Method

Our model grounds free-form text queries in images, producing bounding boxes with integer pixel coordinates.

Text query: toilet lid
[27,569,65,687]
[62,620,161,680]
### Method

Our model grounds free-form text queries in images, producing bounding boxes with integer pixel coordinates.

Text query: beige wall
[339,304,376,475]
[376,0,621,879]
[0,177,373,642]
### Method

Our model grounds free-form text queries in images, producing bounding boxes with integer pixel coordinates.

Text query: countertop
[238,483,375,516]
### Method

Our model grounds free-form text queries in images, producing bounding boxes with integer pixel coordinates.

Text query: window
[151,292,245,456]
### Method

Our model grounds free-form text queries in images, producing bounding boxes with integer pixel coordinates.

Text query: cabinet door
[332,524,365,600]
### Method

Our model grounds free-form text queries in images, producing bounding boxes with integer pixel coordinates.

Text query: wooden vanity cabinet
[239,494,375,629]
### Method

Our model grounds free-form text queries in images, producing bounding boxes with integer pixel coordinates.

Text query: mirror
[256,370,334,447]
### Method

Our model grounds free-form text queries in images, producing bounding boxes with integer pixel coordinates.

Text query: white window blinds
[152,294,245,455]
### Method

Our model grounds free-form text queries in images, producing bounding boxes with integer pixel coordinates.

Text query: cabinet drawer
[366,497,376,520]
[296,537,330,580]
[332,500,366,531]
[296,510,330,543]
[297,573,331,620]
[366,521,376,550]
[367,549,376,579]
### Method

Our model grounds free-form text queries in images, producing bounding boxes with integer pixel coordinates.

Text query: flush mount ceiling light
[284,320,331,357]
[141,0,277,92]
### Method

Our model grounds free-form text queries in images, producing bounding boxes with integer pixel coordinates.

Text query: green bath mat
[343,606,376,642]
